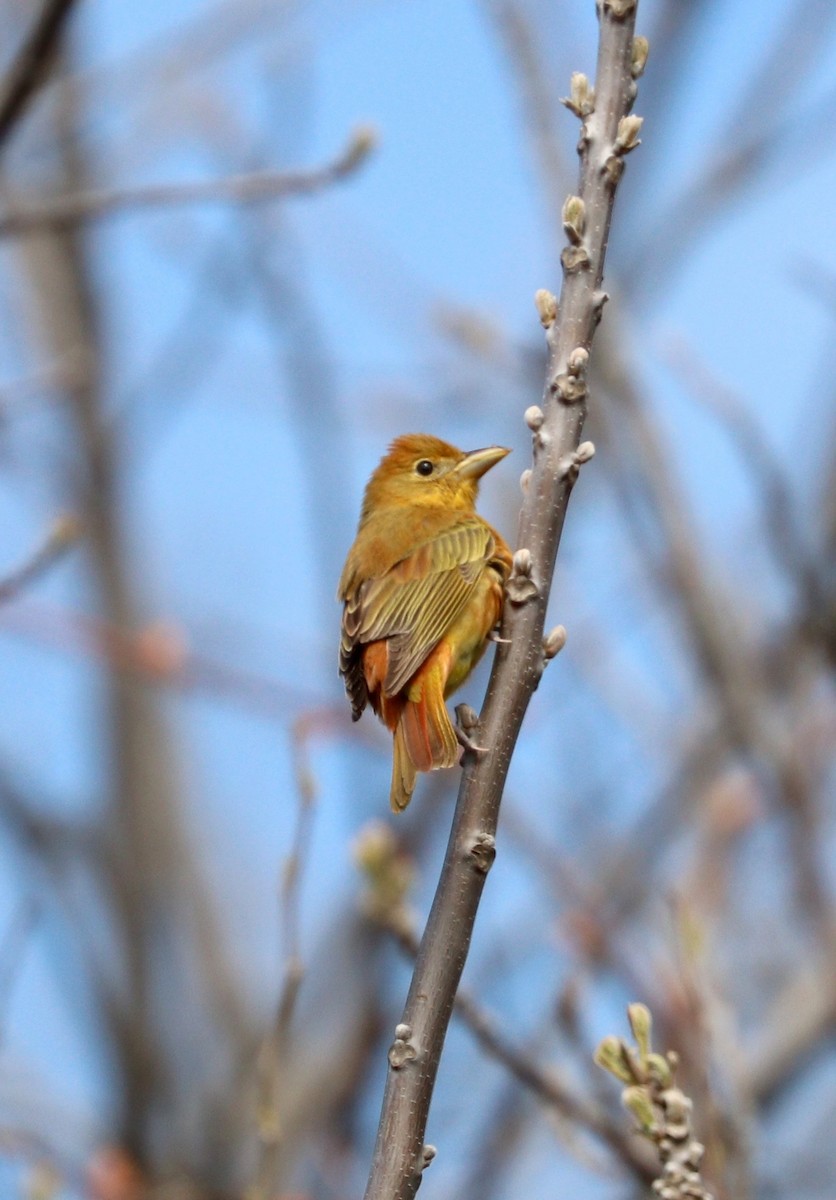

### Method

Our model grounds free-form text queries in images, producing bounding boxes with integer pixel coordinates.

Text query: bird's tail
[390,667,458,812]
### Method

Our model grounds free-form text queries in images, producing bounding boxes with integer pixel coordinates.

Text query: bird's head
[360,434,510,521]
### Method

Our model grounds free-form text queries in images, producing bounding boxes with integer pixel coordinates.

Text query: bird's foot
[454,703,488,756]
[488,628,511,644]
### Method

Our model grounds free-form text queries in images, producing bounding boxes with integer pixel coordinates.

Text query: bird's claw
[488,629,511,644]
[454,704,489,757]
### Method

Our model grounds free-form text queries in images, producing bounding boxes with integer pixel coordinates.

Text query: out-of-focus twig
[0,515,79,604]
[0,0,80,149]
[252,712,319,1198]
[0,899,39,1048]
[0,126,376,237]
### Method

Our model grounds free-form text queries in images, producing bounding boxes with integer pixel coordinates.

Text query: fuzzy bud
[567,347,589,375]
[561,71,595,118]
[631,36,649,79]
[543,625,567,660]
[615,114,643,154]
[594,1035,635,1083]
[627,1002,652,1062]
[562,195,586,244]
[520,468,532,494]
[622,1085,656,1132]
[534,288,558,327]
[512,548,532,576]
[524,405,544,431]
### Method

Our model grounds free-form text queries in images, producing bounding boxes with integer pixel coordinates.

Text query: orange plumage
[338,434,512,811]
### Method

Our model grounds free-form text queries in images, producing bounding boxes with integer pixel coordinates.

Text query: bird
[338,433,512,811]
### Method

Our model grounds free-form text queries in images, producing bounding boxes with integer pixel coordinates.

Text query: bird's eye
[415,459,435,477]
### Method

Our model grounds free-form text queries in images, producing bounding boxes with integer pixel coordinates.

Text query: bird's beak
[453,445,511,481]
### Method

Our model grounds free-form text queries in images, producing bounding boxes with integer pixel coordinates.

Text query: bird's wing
[341,520,496,701]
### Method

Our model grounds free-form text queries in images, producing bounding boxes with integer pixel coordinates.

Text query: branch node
[534,288,558,327]
[559,442,596,484]
[600,0,638,18]
[421,1145,437,1171]
[560,72,595,118]
[553,371,588,404]
[468,833,496,875]
[561,243,591,273]
[389,1024,417,1070]
[592,290,609,325]
[454,704,488,756]
[603,154,626,185]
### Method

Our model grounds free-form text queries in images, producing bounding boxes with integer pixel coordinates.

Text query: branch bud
[512,548,532,576]
[524,405,544,431]
[602,0,638,17]
[594,1035,635,1083]
[345,124,379,168]
[567,347,589,375]
[534,288,558,328]
[51,512,82,546]
[562,195,586,244]
[627,1002,652,1062]
[575,440,595,464]
[560,72,595,118]
[543,624,567,660]
[631,36,649,79]
[507,548,538,604]
[520,468,532,494]
[615,114,643,154]
[622,1085,656,1133]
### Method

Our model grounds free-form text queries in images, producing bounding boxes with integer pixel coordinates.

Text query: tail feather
[400,690,458,773]
[391,719,418,812]
[390,672,458,812]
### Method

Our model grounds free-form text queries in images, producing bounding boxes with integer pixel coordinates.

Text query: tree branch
[0,0,80,150]
[362,4,645,1197]
[0,515,79,604]
[0,126,375,237]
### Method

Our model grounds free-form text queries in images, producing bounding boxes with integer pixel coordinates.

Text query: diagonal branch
[0,0,80,149]
[363,4,646,1198]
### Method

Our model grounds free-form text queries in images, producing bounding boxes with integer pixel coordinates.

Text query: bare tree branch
[0,126,375,237]
[0,0,80,149]
[0,515,79,604]
[363,4,646,1197]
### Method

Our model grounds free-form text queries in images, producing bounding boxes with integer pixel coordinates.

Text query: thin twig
[0,0,80,149]
[0,899,39,1048]
[363,4,645,1197]
[0,126,376,237]
[0,515,79,605]
[252,712,319,1198]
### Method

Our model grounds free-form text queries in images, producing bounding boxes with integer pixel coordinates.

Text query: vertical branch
[363,4,645,1198]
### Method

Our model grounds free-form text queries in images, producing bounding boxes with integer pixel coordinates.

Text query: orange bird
[339,434,512,811]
